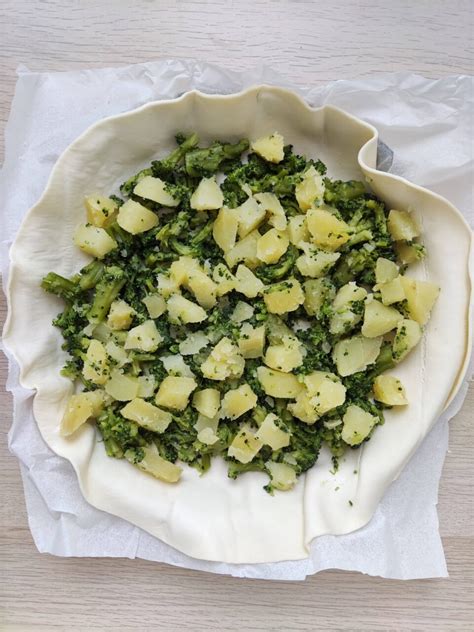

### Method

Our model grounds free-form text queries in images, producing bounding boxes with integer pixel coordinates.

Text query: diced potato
[134,176,179,207]
[303,278,335,316]
[254,192,287,230]
[187,270,218,309]
[235,196,266,238]
[155,376,197,410]
[137,375,156,398]
[121,398,172,433]
[266,461,297,491]
[178,331,209,356]
[224,230,260,269]
[212,263,236,296]
[84,194,118,227]
[74,224,117,259]
[142,294,167,318]
[361,299,403,338]
[375,257,399,284]
[392,318,422,362]
[388,209,420,241]
[238,323,265,359]
[295,166,325,211]
[255,413,291,450]
[304,371,346,415]
[193,388,221,419]
[107,300,135,331]
[251,132,285,163]
[333,335,383,377]
[333,283,367,311]
[257,228,289,264]
[60,393,93,437]
[265,314,293,345]
[166,294,207,324]
[306,208,350,250]
[157,273,179,298]
[200,337,245,381]
[263,278,305,314]
[373,375,408,406]
[169,256,201,286]
[341,404,378,446]
[287,215,309,245]
[105,340,130,368]
[400,277,440,325]
[83,339,109,385]
[105,369,140,401]
[83,390,107,417]
[264,335,303,372]
[231,301,254,322]
[330,283,368,335]
[190,176,224,210]
[221,384,258,419]
[379,276,405,306]
[395,241,425,264]
[131,445,182,483]
[234,264,264,298]
[161,354,194,378]
[296,245,340,278]
[124,320,162,352]
[213,207,238,252]
[117,199,158,234]
[195,412,220,446]
[256,366,303,398]
[287,392,319,424]
[228,425,263,464]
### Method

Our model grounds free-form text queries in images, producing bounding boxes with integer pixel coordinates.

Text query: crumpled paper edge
[1,61,472,580]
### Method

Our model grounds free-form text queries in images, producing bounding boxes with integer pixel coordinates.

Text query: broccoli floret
[152,132,199,179]
[324,179,367,205]
[184,138,249,177]
[41,272,78,301]
[87,266,126,323]
[78,260,105,291]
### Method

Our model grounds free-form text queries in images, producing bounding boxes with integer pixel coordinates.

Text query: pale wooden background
[0,1,473,630]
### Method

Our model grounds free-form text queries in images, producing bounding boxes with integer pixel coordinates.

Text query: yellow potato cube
[255,413,291,450]
[188,270,218,309]
[60,393,93,437]
[157,273,179,298]
[295,166,325,211]
[330,282,367,335]
[105,369,140,401]
[193,388,221,419]
[137,375,156,398]
[303,278,335,316]
[224,230,260,269]
[400,277,440,325]
[264,335,303,372]
[134,175,179,207]
[212,263,236,296]
[333,335,383,377]
[166,294,207,324]
[142,293,167,318]
[178,331,209,356]
[235,196,266,238]
[221,384,258,420]
[105,340,129,367]
[234,264,264,298]
[392,318,422,362]
[380,276,405,306]
[83,339,109,385]
[231,301,254,323]
[388,209,420,241]
[375,257,399,284]
[266,461,297,491]
[287,215,309,245]
[306,208,350,250]
[195,412,220,446]
[373,375,408,406]
[117,199,158,234]
[287,391,319,424]
[161,354,194,378]
[238,323,265,359]
[213,207,238,252]
[74,224,117,259]
[228,425,263,464]
[342,404,377,446]
[190,176,224,211]
[84,194,118,227]
[251,132,285,163]
[131,445,182,483]
[124,320,162,352]
[256,366,303,398]
[169,256,201,286]
[254,192,287,230]
[304,371,346,415]
[263,278,305,314]
[257,228,289,264]
[155,376,197,410]
[121,398,172,433]
[395,241,425,264]
[107,300,135,331]
[296,245,340,278]
[200,337,245,381]
[362,299,403,338]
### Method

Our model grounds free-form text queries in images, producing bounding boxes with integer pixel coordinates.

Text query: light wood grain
[0,1,473,630]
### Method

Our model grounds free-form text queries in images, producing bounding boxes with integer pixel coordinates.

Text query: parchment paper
[1,60,472,580]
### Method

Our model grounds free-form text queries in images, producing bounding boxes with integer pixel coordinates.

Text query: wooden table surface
[0,1,473,630]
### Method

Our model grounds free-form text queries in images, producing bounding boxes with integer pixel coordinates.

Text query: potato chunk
[231,301,254,323]
[341,404,378,446]
[212,263,236,296]
[263,278,305,314]
[83,339,109,385]
[295,166,325,211]
[361,299,403,338]
[333,335,383,377]
[388,209,420,241]
[257,228,289,264]
[134,176,179,207]
[375,257,399,284]
[287,392,319,424]
[84,195,118,227]
[238,323,265,359]
[380,276,405,306]
[306,208,350,250]
[264,335,304,372]
[178,331,209,356]
[188,270,218,309]
[303,278,335,316]
[142,293,167,318]
[228,425,263,464]
[105,369,140,401]
[234,264,264,298]
[60,393,95,436]
[373,375,408,406]
[266,461,297,491]
[74,224,117,259]
[392,318,422,362]
[213,207,239,252]
[131,446,182,483]
[235,196,266,238]
[221,384,258,419]
[169,256,201,286]
[254,192,287,230]
[121,398,172,433]
[117,200,158,234]
[161,354,194,378]
[193,388,221,419]
[155,376,197,410]
[137,375,156,398]
[124,320,162,352]
[200,337,245,381]
[190,176,224,210]
[330,282,367,335]
[157,273,179,298]
[287,215,309,245]
[296,245,340,278]
[256,367,303,398]
[303,371,346,415]
[395,241,425,264]
[256,413,291,450]
[400,277,440,325]
[224,230,260,269]
[251,132,285,163]
[167,294,207,324]
[107,300,135,331]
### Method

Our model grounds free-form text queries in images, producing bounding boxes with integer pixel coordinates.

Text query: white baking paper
[1,60,472,580]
